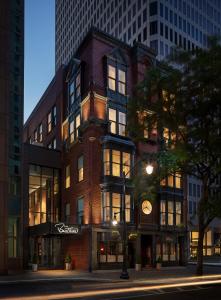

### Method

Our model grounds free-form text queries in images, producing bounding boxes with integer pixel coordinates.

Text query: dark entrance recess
[141,235,153,267]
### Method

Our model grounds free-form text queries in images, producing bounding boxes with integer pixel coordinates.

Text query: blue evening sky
[24,0,55,122]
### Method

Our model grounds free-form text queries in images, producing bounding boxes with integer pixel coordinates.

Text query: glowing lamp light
[146,164,154,175]
[112,218,118,226]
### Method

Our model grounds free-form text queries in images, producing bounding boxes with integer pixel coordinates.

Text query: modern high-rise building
[0,0,24,274]
[55,0,221,70]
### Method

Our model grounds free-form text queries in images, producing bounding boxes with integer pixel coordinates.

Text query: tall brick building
[23,28,187,270]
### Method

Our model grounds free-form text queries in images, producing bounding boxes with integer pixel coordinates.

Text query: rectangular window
[65,165,70,188]
[69,120,74,143]
[149,1,158,16]
[160,200,166,225]
[168,201,174,225]
[34,129,37,142]
[108,65,116,91]
[108,108,126,136]
[75,114,81,138]
[112,150,121,177]
[47,112,52,133]
[150,21,158,35]
[125,195,131,222]
[118,69,126,95]
[118,111,126,136]
[112,193,121,221]
[103,149,131,178]
[102,192,132,223]
[39,123,43,142]
[77,197,84,224]
[78,155,84,182]
[69,72,81,104]
[176,202,181,225]
[47,106,56,133]
[103,192,111,222]
[122,152,131,178]
[109,108,117,134]
[103,149,110,175]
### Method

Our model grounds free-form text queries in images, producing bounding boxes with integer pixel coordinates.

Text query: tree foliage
[128,37,221,275]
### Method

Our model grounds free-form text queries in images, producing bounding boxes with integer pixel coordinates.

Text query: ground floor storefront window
[156,236,181,264]
[190,230,219,257]
[29,236,62,268]
[97,232,123,264]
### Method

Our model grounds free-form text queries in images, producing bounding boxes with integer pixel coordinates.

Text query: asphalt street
[0,280,221,300]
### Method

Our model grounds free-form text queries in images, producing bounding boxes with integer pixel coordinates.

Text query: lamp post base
[120,271,129,279]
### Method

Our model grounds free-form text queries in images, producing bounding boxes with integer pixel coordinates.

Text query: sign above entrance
[54,223,80,234]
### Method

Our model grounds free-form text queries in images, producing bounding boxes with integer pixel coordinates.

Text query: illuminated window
[103,149,131,178]
[112,150,121,176]
[102,192,132,223]
[163,127,176,147]
[103,149,110,175]
[160,200,166,225]
[123,152,131,178]
[112,193,121,221]
[160,200,182,226]
[108,108,126,136]
[118,69,126,95]
[65,165,70,188]
[76,114,81,137]
[108,65,116,91]
[119,111,126,136]
[109,108,117,134]
[47,112,52,132]
[69,120,74,143]
[78,155,84,182]
[69,113,81,143]
[168,201,174,225]
[168,175,174,187]
[125,195,131,222]
[108,64,126,95]
[175,173,181,188]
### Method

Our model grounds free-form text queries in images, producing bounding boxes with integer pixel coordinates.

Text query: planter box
[32,264,38,272]
[135,264,141,271]
[65,262,72,270]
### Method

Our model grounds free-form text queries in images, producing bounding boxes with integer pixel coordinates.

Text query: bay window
[69,72,81,105]
[160,200,182,226]
[69,113,81,143]
[102,192,132,223]
[103,149,131,178]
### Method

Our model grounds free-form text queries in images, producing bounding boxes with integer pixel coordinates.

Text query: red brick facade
[23,28,187,270]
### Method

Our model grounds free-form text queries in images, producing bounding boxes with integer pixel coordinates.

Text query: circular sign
[142,200,152,215]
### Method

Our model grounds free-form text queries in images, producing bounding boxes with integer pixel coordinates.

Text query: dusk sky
[24,0,55,122]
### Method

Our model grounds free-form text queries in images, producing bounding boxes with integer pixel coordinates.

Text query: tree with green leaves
[128,37,221,275]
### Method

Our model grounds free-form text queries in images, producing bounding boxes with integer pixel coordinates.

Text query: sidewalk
[1,266,221,286]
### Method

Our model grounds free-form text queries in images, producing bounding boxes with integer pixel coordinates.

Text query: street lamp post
[112,162,153,280]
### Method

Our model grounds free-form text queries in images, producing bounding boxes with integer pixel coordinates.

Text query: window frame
[107,63,126,96]
[102,192,132,223]
[78,155,84,182]
[103,148,131,178]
